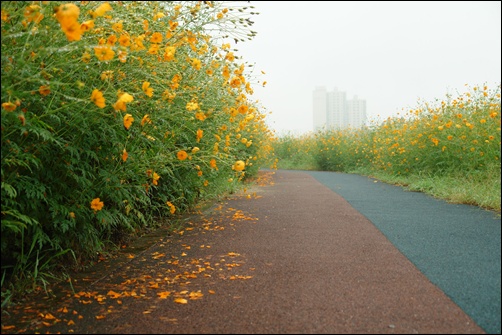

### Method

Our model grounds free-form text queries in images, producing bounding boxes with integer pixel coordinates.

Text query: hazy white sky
[233,1,502,135]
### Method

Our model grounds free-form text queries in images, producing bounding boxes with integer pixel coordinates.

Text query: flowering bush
[1,1,275,287]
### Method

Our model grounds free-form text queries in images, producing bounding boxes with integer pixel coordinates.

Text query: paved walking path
[1,170,500,334]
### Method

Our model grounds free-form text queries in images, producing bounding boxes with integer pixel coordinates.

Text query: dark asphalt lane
[305,170,501,334]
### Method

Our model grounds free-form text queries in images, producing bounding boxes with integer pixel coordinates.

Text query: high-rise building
[347,95,367,128]
[312,86,327,130]
[313,87,366,130]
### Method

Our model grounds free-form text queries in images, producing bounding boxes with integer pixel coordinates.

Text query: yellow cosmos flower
[196,129,203,142]
[177,150,188,160]
[163,46,176,61]
[148,44,160,55]
[107,34,118,45]
[186,101,199,111]
[122,148,128,162]
[190,58,202,70]
[233,160,245,171]
[230,77,241,88]
[195,112,206,121]
[119,34,131,47]
[39,85,50,96]
[210,158,217,170]
[152,172,160,185]
[117,50,127,63]
[24,4,44,23]
[54,3,80,30]
[142,81,153,97]
[225,52,235,62]
[141,114,151,126]
[92,2,112,18]
[150,32,163,43]
[153,12,165,21]
[82,51,91,63]
[238,105,248,114]
[2,102,17,112]
[222,66,230,79]
[123,114,134,130]
[112,21,123,32]
[94,46,115,61]
[166,201,176,214]
[80,20,94,32]
[113,93,134,111]
[61,20,82,41]
[2,9,10,22]
[91,89,105,108]
[90,198,104,212]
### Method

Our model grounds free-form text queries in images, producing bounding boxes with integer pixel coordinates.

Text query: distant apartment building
[313,86,367,131]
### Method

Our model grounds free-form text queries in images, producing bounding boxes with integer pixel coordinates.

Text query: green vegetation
[273,85,501,212]
[1,1,276,302]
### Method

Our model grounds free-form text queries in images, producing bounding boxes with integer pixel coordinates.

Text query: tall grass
[274,84,501,211]
[1,1,276,298]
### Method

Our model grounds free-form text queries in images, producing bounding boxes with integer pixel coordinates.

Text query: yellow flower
[150,32,163,43]
[82,51,91,63]
[39,85,50,96]
[80,20,94,32]
[191,147,200,153]
[92,2,112,18]
[152,172,160,185]
[238,105,248,114]
[94,46,115,61]
[225,52,235,62]
[90,198,104,211]
[122,148,128,162]
[113,93,134,111]
[163,46,176,61]
[230,77,241,88]
[24,4,44,23]
[107,34,118,46]
[186,101,199,111]
[91,89,106,108]
[233,160,245,171]
[117,50,127,63]
[222,66,230,79]
[123,114,134,130]
[177,150,188,160]
[2,102,17,112]
[195,112,206,121]
[166,201,176,214]
[148,44,160,55]
[142,81,153,97]
[210,158,217,170]
[196,129,203,142]
[112,21,123,33]
[141,114,151,126]
[55,3,79,20]
[190,58,202,70]
[69,212,76,219]
[153,12,165,21]
[119,34,131,47]
[61,20,83,41]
